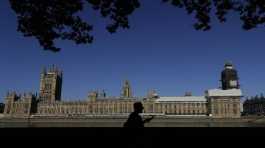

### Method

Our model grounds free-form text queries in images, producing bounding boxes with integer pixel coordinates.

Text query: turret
[4,91,18,114]
[4,92,37,116]
[88,91,98,102]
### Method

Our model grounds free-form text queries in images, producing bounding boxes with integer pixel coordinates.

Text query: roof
[206,89,242,97]
[155,96,206,102]
[93,97,141,101]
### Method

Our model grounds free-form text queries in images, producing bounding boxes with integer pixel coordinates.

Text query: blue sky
[0,0,265,102]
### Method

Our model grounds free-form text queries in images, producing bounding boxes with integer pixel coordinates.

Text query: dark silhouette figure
[124,102,154,127]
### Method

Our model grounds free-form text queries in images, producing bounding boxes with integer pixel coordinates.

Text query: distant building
[0,103,4,113]
[243,95,265,115]
[3,63,242,118]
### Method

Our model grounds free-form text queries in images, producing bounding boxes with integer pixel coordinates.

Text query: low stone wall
[1,116,265,127]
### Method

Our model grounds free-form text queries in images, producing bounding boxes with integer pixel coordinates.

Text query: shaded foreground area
[1,116,265,127]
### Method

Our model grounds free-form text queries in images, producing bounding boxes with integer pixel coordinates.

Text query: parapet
[41,65,62,77]
[205,88,242,97]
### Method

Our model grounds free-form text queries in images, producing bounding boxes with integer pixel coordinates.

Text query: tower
[39,65,62,103]
[3,92,18,114]
[88,91,98,102]
[206,62,242,118]
[121,80,132,98]
[221,62,239,90]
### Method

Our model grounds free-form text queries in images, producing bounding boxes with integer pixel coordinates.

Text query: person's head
[133,102,144,113]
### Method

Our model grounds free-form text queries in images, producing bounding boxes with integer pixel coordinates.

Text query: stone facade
[4,92,37,117]
[36,98,136,115]
[39,65,62,103]
[207,96,241,118]
[34,96,209,116]
[3,63,242,118]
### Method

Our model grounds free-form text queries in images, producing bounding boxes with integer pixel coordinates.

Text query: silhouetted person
[124,102,154,127]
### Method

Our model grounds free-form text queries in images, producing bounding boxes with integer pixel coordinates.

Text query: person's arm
[143,115,155,123]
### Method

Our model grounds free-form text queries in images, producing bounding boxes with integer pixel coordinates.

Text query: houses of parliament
[3,62,242,118]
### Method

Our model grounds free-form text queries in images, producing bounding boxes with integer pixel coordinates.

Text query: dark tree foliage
[9,0,140,51]
[10,0,93,52]
[163,0,265,31]
[9,0,265,52]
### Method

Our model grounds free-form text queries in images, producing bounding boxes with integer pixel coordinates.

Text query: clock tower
[221,62,239,90]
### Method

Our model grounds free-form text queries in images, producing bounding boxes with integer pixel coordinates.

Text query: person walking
[124,102,154,127]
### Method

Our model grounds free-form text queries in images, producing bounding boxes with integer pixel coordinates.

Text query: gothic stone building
[3,92,37,117]
[3,63,242,118]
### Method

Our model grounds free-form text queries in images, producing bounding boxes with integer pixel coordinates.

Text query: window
[45,84,52,90]
[229,80,237,87]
